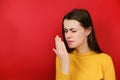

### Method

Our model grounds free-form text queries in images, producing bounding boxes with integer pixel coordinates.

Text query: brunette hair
[62,9,103,53]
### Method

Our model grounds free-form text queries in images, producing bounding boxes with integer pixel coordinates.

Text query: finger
[57,36,63,53]
[61,41,66,49]
[61,41,67,53]
[55,35,59,50]
[53,48,58,55]
[58,36,62,44]
[59,40,63,54]
[57,35,61,44]
[56,36,62,55]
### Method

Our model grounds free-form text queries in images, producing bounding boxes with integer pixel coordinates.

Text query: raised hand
[53,35,70,74]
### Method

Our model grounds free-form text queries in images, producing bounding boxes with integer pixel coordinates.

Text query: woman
[53,9,116,80]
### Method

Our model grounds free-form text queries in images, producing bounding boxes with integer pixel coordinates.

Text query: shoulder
[98,53,112,60]
[98,53,113,65]
[99,53,111,58]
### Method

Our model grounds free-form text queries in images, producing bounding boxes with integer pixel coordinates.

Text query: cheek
[74,31,86,42]
[76,31,85,38]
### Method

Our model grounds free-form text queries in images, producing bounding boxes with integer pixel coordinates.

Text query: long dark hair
[62,9,103,53]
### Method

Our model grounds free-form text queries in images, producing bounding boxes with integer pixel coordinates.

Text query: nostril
[67,36,72,39]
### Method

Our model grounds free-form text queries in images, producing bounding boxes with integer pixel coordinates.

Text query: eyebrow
[64,28,76,30]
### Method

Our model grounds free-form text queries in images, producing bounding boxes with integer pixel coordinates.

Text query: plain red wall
[0,0,120,80]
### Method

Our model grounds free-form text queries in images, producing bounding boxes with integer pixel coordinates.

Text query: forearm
[56,57,70,80]
[61,61,70,74]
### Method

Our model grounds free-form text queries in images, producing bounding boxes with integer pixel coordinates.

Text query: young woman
[53,9,116,80]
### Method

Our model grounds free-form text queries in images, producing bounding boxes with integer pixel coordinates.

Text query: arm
[53,35,70,80]
[102,54,116,80]
[56,57,70,80]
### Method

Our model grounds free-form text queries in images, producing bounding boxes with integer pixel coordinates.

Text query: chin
[68,45,76,48]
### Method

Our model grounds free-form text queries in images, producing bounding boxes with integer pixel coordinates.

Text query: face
[63,19,91,49]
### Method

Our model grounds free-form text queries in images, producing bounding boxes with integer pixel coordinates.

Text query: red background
[0,0,120,80]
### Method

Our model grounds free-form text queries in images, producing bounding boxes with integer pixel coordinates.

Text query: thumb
[53,48,58,55]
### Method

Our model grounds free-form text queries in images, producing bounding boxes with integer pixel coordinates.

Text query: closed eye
[64,28,77,33]
[72,30,77,33]
[64,29,68,33]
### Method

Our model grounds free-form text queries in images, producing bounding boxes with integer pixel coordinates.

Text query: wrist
[61,61,70,74]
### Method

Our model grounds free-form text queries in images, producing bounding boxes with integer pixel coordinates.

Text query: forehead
[63,19,81,29]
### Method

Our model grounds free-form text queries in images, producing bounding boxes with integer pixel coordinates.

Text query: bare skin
[53,19,92,74]
[53,35,69,74]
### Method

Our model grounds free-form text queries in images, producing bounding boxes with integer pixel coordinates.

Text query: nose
[65,31,72,39]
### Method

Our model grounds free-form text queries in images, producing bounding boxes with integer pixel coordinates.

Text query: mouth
[67,40,74,45]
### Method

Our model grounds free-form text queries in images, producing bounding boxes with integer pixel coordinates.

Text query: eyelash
[64,30,77,33]
[72,31,76,32]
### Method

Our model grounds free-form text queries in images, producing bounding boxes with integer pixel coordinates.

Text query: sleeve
[102,54,116,80]
[55,56,70,80]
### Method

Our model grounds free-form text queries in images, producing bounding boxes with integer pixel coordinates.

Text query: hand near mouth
[53,35,70,74]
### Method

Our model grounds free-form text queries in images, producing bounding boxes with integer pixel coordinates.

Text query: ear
[85,27,92,36]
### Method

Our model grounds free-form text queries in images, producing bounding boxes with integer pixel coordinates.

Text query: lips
[67,40,74,44]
